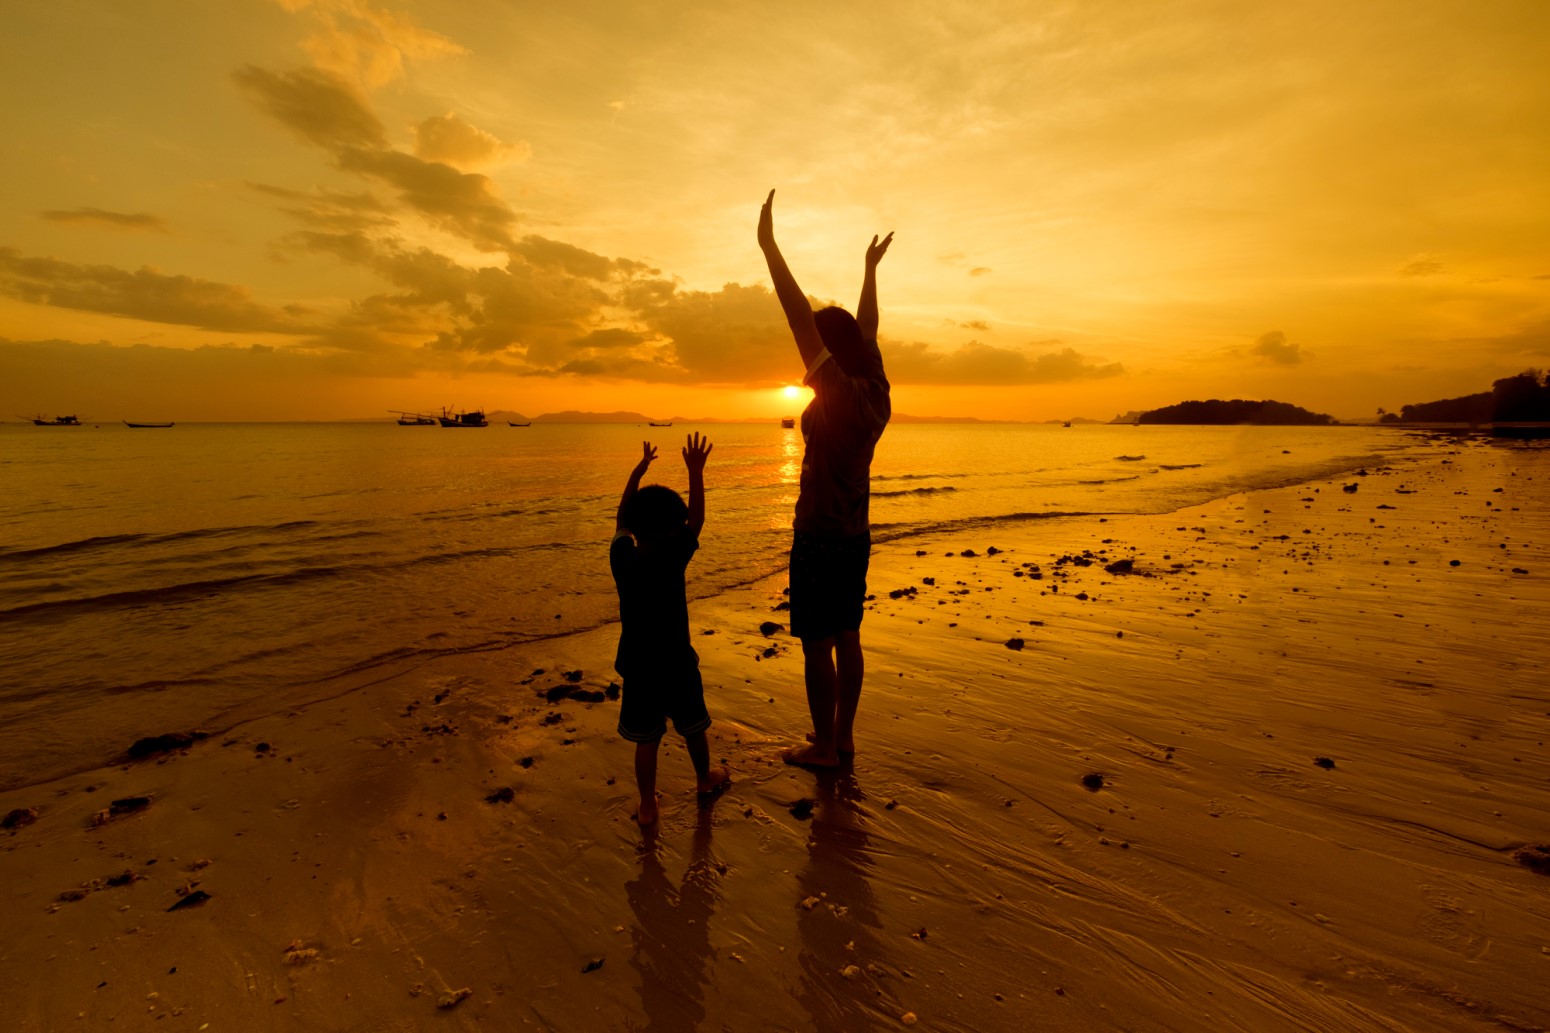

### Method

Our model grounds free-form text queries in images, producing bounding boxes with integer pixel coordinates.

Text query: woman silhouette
[758,189,893,767]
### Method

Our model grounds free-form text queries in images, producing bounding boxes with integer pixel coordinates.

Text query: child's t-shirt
[610,528,700,678]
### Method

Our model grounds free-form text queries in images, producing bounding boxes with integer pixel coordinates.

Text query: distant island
[1136,399,1335,425]
[1387,369,1550,425]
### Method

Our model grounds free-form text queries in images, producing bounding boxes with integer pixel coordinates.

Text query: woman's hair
[814,306,867,375]
[623,484,687,542]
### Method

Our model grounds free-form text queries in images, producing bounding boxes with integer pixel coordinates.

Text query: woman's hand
[865,231,893,268]
[758,189,776,252]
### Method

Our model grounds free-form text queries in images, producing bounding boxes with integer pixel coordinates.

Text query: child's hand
[682,432,712,473]
[634,441,658,474]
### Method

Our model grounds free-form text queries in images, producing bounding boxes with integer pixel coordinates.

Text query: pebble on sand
[1081,773,1104,790]
[3,807,39,829]
[1004,638,1025,651]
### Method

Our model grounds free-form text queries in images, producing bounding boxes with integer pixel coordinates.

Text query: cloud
[1251,330,1305,365]
[41,208,168,232]
[0,247,316,333]
[248,183,395,233]
[1398,253,1445,277]
[276,0,465,89]
[969,267,992,277]
[886,341,1124,385]
[237,65,518,252]
[234,65,386,150]
[413,113,529,169]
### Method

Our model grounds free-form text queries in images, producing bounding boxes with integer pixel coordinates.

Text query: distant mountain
[1139,399,1335,425]
[889,412,995,423]
[533,410,655,423]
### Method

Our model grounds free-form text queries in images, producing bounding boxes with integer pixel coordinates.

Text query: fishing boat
[438,407,488,427]
[22,414,84,426]
[123,421,174,428]
[1062,420,1071,428]
[391,410,436,425]
[508,421,531,427]
[780,417,795,428]
[648,421,672,427]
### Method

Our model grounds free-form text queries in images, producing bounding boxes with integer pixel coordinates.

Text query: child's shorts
[788,530,871,641]
[617,666,711,743]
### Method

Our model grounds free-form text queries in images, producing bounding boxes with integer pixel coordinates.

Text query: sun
[781,384,803,400]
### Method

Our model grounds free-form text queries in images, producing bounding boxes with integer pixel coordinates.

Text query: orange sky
[2,0,1548,422]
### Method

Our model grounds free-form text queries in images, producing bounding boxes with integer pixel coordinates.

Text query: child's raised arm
[682,432,712,538]
[616,441,657,534]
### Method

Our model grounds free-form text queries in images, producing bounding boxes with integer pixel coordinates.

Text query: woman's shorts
[788,531,871,641]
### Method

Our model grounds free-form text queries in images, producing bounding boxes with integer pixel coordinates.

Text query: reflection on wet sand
[794,768,907,1029]
[626,807,723,1030]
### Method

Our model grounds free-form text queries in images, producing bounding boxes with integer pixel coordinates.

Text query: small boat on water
[648,421,672,427]
[508,421,531,427]
[439,407,488,427]
[21,414,84,426]
[123,421,174,428]
[1062,420,1072,428]
[391,410,436,425]
[780,417,795,428]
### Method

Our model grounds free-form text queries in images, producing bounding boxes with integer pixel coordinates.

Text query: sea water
[0,421,1417,788]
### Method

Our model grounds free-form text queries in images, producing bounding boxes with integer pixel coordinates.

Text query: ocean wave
[0,520,328,565]
[873,485,959,498]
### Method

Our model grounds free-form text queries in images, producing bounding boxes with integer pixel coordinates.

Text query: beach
[3,435,1548,1031]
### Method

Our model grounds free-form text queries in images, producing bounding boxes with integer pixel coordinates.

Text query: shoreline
[3,437,1548,1030]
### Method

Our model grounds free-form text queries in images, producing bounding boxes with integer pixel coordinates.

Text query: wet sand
[3,436,1548,1031]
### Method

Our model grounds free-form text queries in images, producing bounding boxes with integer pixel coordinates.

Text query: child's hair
[814,305,867,375]
[623,484,687,543]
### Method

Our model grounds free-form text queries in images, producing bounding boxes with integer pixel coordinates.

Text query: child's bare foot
[635,792,661,826]
[805,731,855,755]
[696,766,731,799]
[783,742,841,768]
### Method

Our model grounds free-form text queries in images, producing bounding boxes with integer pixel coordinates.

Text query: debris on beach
[125,731,208,760]
[1004,638,1025,651]
[799,895,822,910]
[166,889,211,912]
[284,940,320,965]
[1514,845,1550,874]
[581,957,606,974]
[788,798,815,820]
[759,621,784,636]
[606,682,621,700]
[1103,559,1135,575]
[1081,773,1105,790]
[485,786,515,804]
[3,807,39,829]
[1313,756,1336,769]
[564,670,583,682]
[89,795,153,827]
[437,987,473,1008]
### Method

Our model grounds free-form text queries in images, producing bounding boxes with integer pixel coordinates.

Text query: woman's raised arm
[759,190,824,369]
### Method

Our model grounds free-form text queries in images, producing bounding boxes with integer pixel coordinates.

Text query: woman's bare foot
[635,792,661,826]
[783,742,841,768]
[696,766,732,799]
[805,731,855,755]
